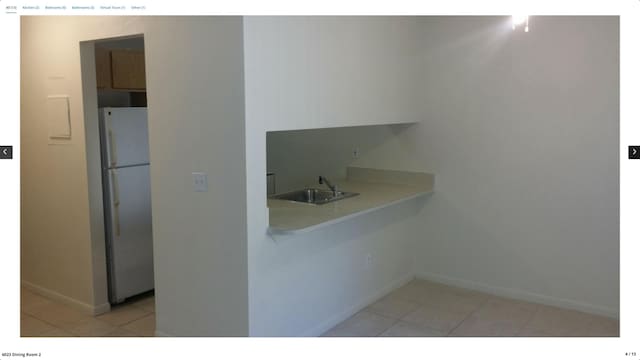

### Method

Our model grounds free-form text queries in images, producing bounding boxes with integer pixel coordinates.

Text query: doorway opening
[80,34,154,312]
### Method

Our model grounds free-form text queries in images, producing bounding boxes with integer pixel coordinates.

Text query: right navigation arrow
[630,146,640,159]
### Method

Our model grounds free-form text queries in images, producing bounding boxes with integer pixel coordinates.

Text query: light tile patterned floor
[22,279,619,337]
[322,279,619,337]
[21,287,155,337]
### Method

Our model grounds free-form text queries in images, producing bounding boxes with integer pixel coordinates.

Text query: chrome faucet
[318,176,338,196]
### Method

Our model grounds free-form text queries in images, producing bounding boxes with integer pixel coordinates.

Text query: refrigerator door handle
[111,170,121,236]
[108,128,117,167]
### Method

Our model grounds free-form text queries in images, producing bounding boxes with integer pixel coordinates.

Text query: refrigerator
[99,107,154,304]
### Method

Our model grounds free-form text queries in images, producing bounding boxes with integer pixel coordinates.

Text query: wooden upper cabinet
[110,49,146,90]
[95,47,111,89]
[95,47,146,91]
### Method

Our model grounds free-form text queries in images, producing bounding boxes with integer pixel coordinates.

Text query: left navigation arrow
[0,146,12,159]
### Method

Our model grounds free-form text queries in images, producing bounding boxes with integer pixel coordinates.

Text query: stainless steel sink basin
[270,188,359,205]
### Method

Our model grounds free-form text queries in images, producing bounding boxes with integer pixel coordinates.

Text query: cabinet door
[95,47,111,89]
[111,49,146,90]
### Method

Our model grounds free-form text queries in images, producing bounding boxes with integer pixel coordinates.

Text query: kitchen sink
[270,188,359,205]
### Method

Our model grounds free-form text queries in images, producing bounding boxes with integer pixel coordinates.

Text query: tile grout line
[22,295,155,337]
[352,310,401,337]
[26,306,117,337]
[397,303,462,336]
[383,281,489,336]
[118,312,156,334]
[20,312,56,337]
[21,288,156,337]
[100,309,154,327]
[445,296,490,336]
[21,311,72,336]
[514,304,541,336]
[373,313,402,337]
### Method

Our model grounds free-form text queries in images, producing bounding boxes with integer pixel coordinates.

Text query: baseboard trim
[299,272,415,337]
[155,330,172,337]
[21,280,110,316]
[93,302,111,315]
[415,271,618,319]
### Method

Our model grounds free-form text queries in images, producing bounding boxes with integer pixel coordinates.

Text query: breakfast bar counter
[267,167,434,234]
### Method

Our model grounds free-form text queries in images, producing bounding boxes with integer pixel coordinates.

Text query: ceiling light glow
[512,15,530,32]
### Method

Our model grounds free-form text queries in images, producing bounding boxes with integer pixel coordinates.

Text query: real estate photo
[20,15,619,337]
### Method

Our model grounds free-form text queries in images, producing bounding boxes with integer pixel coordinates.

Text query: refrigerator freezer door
[101,107,149,167]
[106,165,154,303]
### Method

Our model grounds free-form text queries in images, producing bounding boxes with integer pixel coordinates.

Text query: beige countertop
[267,167,434,235]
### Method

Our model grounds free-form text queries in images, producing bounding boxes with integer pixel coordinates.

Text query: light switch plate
[192,172,208,192]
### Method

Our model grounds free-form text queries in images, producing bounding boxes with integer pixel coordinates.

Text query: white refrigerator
[99,107,154,304]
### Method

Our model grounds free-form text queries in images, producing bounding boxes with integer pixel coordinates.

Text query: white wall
[244,16,422,131]
[259,125,424,336]
[144,17,248,336]
[244,17,426,336]
[247,16,619,336]
[251,200,420,336]
[408,16,619,316]
[21,16,147,313]
[21,16,249,335]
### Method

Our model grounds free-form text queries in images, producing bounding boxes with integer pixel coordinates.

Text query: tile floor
[21,279,619,337]
[21,287,156,337]
[322,279,619,337]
